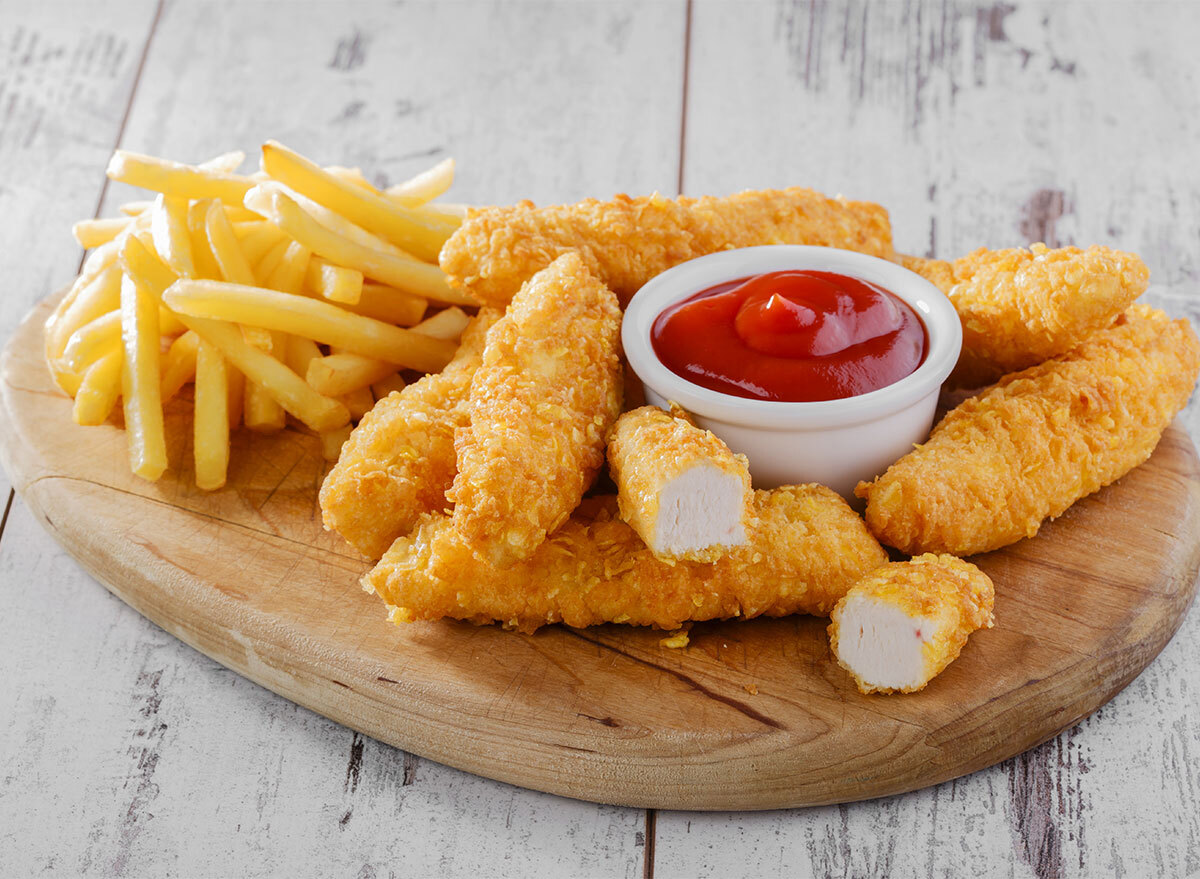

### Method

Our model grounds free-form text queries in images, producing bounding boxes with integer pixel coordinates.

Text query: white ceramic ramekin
[622,245,962,499]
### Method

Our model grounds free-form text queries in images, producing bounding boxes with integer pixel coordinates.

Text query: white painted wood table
[1,2,1198,876]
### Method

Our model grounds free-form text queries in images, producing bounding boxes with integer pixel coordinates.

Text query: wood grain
[4,291,1198,812]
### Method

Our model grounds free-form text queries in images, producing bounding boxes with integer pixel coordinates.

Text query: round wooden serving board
[3,295,1199,811]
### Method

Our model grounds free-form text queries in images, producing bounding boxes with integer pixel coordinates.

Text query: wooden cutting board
[3,294,1199,811]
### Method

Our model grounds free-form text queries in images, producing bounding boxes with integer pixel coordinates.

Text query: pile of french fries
[43,140,474,490]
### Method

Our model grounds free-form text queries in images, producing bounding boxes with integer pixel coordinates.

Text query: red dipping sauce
[650,270,927,402]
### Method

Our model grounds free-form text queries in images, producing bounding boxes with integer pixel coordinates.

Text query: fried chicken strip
[829,554,995,695]
[318,308,501,559]
[607,404,752,562]
[856,305,1200,555]
[902,244,1148,388]
[448,253,623,567]
[365,486,889,633]
[441,188,895,308]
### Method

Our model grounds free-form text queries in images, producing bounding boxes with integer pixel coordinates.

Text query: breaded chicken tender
[441,188,896,308]
[902,244,1148,388]
[829,554,995,695]
[607,404,752,562]
[856,305,1200,555]
[448,253,623,567]
[365,486,889,633]
[318,309,501,559]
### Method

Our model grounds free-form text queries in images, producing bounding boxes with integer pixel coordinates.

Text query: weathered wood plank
[655,1,1200,874]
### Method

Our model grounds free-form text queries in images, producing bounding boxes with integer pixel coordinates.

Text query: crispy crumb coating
[856,305,1200,555]
[901,244,1149,388]
[318,309,501,559]
[448,253,623,567]
[828,554,995,695]
[441,188,896,308]
[607,405,752,562]
[365,485,889,633]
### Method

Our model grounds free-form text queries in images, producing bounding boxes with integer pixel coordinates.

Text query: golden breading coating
[318,309,501,559]
[441,188,896,308]
[828,554,995,695]
[607,405,752,562]
[902,244,1148,388]
[856,305,1200,555]
[448,253,623,567]
[365,485,890,633]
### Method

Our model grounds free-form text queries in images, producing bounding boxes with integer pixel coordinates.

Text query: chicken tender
[318,309,501,559]
[365,485,889,633]
[829,554,995,695]
[441,188,895,308]
[856,305,1200,555]
[448,253,623,567]
[607,404,752,562]
[902,244,1148,388]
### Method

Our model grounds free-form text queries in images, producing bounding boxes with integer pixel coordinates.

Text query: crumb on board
[744,683,759,696]
[659,628,691,649]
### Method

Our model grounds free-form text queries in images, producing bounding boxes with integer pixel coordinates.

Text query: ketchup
[650,270,926,402]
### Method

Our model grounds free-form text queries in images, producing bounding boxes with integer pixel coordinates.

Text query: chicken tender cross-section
[856,305,1200,556]
[607,404,752,562]
[318,308,501,559]
[441,188,895,308]
[365,485,889,633]
[829,554,995,695]
[902,244,1148,388]
[448,252,623,567]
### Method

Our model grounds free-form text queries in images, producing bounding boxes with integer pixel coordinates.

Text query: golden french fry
[337,282,426,326]
[253,190,470,304]
[244,378,286,432]
[64,310,122,372]
[386,158,454,207]
[194,339,229,490]
[73,346,124,426]
[47,264,123,358]
[260,140,450,261]
[238,223,287,267]
[119,274,168,481]
[306,352,394,396]
[151,193,196,278]
[284,335,322,377]
[305,256,363,304]
[163,280,456,372]
[340,385,374,420]
[187,199,224,280]
[205,201,257,286]
[409,203,464,232]
[370,372,406,400]
[231,220,266,238]
[410,306,470,341]
[417,201,469,220]
[158,306,186,337]
[319,423,353,461]
[73,217,132,249]
[226,362,244,429]
[119,200,154,216]
[324,166,380,193]
[198,150,246,173]
[107,149,254,203]
[254,236,291,284]
[161,330,199,402]
[264,240,310,294]
[245,182,416,259]
[174,313,348,432]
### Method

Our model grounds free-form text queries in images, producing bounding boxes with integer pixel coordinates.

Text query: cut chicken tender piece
[856,305,1200,556]
[318,308,501,559]
[365,486,889,633]
[440,188,895,308]
[902,244,1148,388]
[607,404,752,562]
[448,253,623,567]
[829,554,995,695]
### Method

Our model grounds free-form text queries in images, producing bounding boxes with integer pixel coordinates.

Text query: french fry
[245,182,415,258]
[305,256,363,304]
[107,149,255,204]
[63,311,122,372]
[73,217,132,249]
[416,201,469,220]
[205,200,257,286]
[252,189,470,304]
[386,158,454,207]
[370,373,406,400]
[260,140,450,261]
[161,331,200,402]
[226,362,244,429]
[244,378,286,432]
[163,280,457,371]
[337,282,426,326]
[410,306,470,341]
[73,346,124,426]
[198,150,246,173]
[231,220,266,238]
[193,339,229,490]
[325,166,380,193]
[119,274,168,481]
[284,335,322,378]
[319,423,353,462]
[173,313,349,432]
[340,385,374,420]
[158,306,187,337]
[238,222,287,267]
[306,353,394,396]
[254,236,291,284]
[264,240,311,294]
[47,263,122,358]
[409,203,465,231]
[151,193,196,278]
[119,200,154,216]
[187,199,224,280]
